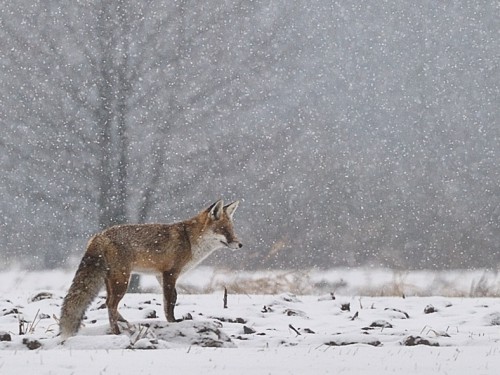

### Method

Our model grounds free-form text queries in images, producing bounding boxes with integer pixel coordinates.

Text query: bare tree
[0,0,301,268]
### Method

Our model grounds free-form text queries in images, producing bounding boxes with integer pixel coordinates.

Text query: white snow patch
[1,268,500,374]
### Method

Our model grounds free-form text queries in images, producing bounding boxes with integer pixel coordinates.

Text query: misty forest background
[1,1,498,271]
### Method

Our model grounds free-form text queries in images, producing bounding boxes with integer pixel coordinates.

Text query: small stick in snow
[223,287,228,309]
[289,324,301,336]
[27,309,41,334]
[18,315,26,335]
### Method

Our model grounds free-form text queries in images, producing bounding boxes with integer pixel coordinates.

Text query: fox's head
[199,200,242,251]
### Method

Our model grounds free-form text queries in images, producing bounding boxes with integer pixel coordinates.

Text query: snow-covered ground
[1,268,500,374]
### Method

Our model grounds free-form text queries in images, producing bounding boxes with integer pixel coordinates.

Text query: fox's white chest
[182,238,224,274]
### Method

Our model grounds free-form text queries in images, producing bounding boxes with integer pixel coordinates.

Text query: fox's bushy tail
[59,240,107,340]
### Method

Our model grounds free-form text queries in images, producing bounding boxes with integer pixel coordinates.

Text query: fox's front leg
[162,271,178,322]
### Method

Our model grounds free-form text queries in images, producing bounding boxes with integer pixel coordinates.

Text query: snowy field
[1,268,500,374]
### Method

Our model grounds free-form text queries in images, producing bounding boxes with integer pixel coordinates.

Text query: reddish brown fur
[59,200,241,339]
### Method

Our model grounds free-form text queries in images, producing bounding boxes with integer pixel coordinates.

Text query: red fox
[59,200,241,339]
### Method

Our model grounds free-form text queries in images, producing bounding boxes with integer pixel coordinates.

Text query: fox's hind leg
[105,270,130,334]
[162,271,179,322]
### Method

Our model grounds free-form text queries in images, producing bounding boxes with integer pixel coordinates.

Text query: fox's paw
[168,312,193,323]
[117,314,128,323]
[114,320,136,334]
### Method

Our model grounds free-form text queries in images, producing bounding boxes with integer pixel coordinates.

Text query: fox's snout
[228,240,243,250]
[220,237,242,250]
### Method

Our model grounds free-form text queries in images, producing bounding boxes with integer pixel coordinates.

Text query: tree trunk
[95,1,129,229]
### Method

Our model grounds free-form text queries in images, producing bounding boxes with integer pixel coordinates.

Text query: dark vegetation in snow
[2,288,500,351]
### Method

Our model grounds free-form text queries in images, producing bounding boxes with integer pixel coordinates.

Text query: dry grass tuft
[162,268,500,297]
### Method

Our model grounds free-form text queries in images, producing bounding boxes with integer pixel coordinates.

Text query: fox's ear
[207,200,224,220]
[224,201,239,220]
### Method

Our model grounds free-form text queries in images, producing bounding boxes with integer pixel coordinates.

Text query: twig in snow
[27,309,41,334]
[288,324,301,336]
[18,314,26,335]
